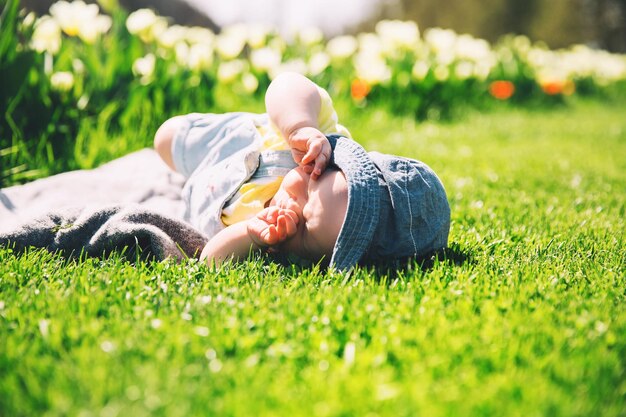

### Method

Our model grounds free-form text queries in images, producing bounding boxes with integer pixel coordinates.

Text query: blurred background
[3,0,625,186]
[20,0,626,52]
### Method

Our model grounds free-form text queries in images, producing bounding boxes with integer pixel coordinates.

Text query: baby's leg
[154,116,186,171]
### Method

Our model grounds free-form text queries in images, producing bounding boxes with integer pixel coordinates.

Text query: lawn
[1,98,625,417]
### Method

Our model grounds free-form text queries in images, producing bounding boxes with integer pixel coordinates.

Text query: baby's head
[272,135,451,271]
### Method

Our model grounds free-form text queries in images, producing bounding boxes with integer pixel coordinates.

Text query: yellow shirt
[221,86,350,226]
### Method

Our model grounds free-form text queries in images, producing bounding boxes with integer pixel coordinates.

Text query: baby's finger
[266,208,277,224]
[282,213,298,237]
[311,152,329,180]
[258,206,278,224]
[266,225,278,245]
[290,149,305,164]
[281,208,299,225]
[301,163,314,175]
[278,214,294,241]
[301,140,323,166]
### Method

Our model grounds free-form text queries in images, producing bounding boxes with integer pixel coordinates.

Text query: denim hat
[326,135,450,271]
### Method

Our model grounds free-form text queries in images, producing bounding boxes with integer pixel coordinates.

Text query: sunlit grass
[1,98,625,417]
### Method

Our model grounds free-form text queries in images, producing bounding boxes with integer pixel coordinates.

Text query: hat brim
[327,136,381,271]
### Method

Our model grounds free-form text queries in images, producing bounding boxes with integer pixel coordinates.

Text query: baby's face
[269,166,348,262]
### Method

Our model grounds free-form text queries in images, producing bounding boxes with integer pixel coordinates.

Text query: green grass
[1,99,625,417]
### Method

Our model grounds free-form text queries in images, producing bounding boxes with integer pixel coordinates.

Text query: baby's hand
[287,127,331,180]
[247,206,299,248]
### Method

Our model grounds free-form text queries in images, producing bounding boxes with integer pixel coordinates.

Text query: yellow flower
[31,16,61,54]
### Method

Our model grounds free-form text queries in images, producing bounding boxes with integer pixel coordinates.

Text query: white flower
[512,35,532,54]
[326,35,358,60]
[412,60,430,80]
[473,62,492,81]
[126,8,157,34]
[353,52,391,85]
[269,59,307,79]
[187,43,214,71]
[156,25,186,49]
[174,41,189,67]
[72,58,85,74]
[527,47,552,68]
[250,47,282,73]
[246,23,271,49]
[217,59,246,83]
[126,8,167,43]
[375,20,420,53]
[31,16,61,54]
[433,65,450,82]
[454,34,492,63]
[454,61,474,80]
[296,26,324,46]
[593,53,626,83]
[215,29,246,60]
[308,51,330,75]
[424,27,457,55]
[557,45,626,83]
[268,37,286,53]
[49,0,111,44]
[241,72,259,93]
[357,33,384,57]
[50,0,97,36]
[185,26,215,46]
[23,11,36,28]
[50,71,74,91]
[78,14,112,44]
[132,53,156,83]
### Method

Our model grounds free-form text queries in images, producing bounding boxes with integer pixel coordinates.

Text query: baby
[154,72,450,271]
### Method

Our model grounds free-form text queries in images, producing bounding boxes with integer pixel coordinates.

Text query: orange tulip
[541,81,563,95]
[541,79,576,96]
[489,80,515,100]
[351,79,371,101]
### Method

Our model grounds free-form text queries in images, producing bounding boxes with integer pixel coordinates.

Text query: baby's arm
[265,72,331,180]
[200,207,298,265]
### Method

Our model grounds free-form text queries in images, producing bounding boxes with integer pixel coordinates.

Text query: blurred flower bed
[1,0,626,183]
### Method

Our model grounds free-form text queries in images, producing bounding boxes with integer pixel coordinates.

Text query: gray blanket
[0,149,208,260]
